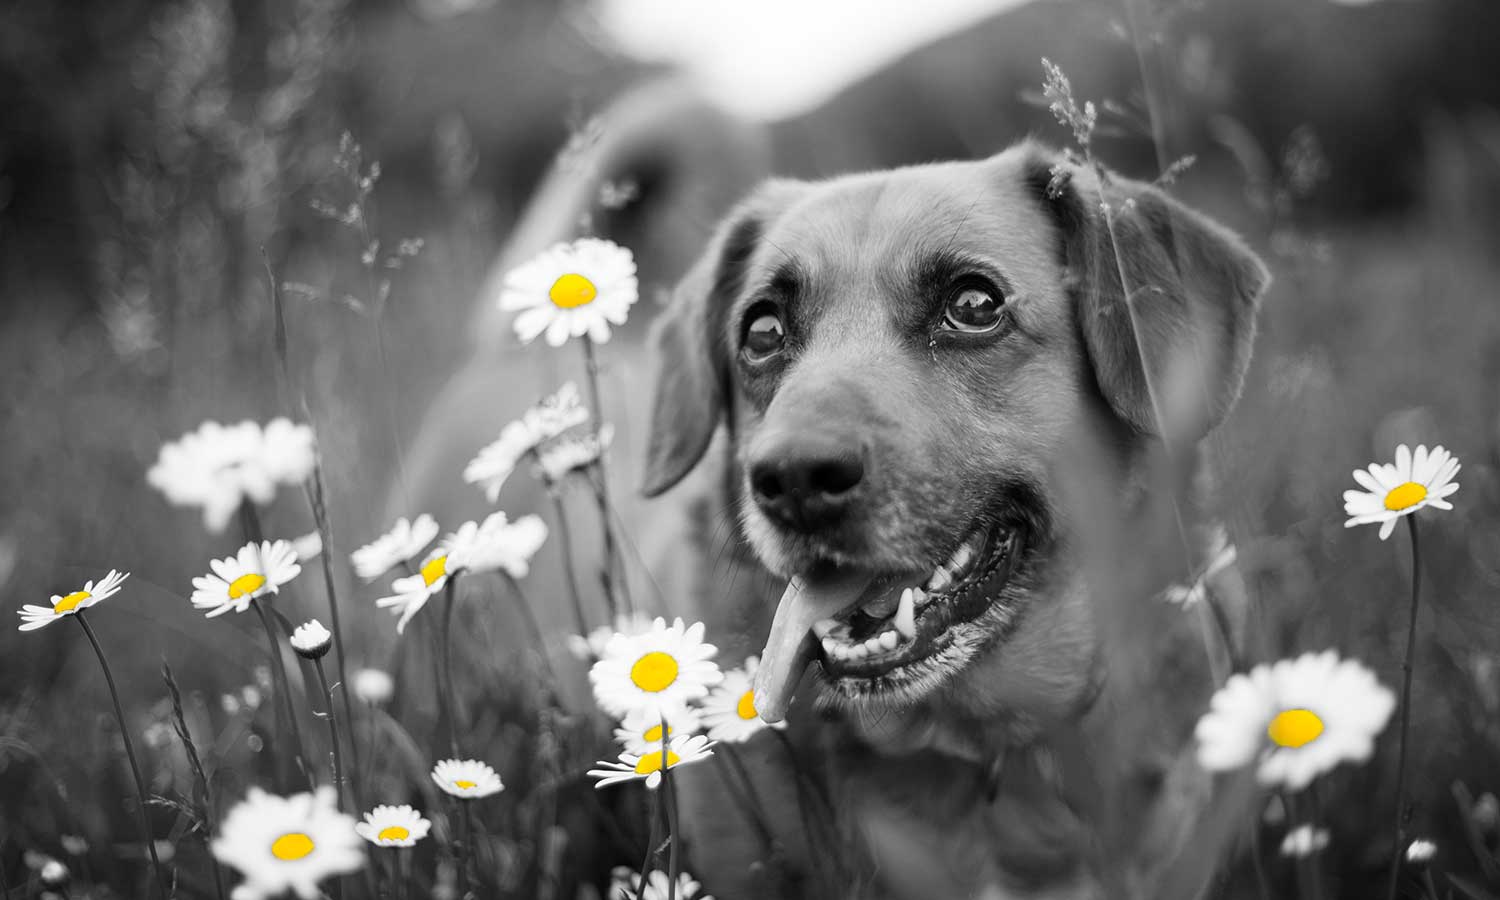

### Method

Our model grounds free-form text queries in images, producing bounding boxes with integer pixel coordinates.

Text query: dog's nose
[749,436,866,532]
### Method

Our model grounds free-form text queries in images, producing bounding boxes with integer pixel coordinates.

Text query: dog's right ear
[640,183,801,497]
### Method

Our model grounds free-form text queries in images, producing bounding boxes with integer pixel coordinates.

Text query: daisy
[1195,650,1395,791]
[1280,824,1329,858]
[148,419,316,533]
[18,569,129,632]
[700,655,786,743]
[608,866,715,900]
[1406,838,1437,864]
[353,805,430,848]
[191,541,302,618]
[291,532,323,563]
[450,511,548,579]
[464,383,590,502]
[613,704,704,756]
[536,425,613,484]
[499,238,639,347]
[351,514,439,581]
[589,617,723,719]
[211,786,364,900]
[351,668,394,705]
[1343,444,1460,540]
[375,548,449,635]
[1163,526,1237,609]
[589,734,716,790]
[431,759,504,799]
[289,620,332,659]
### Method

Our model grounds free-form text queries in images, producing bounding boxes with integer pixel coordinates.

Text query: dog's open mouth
[753,520,1029,721]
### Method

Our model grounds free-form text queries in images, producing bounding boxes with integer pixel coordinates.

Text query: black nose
[749,436,866,533]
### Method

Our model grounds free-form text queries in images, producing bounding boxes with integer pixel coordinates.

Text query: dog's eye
[743,312,786,360]
[942,287,1005,333]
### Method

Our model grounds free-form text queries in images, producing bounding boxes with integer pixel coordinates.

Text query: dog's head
[640,142,1269,727]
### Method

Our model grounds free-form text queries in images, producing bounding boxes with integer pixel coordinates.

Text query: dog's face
[642,142,1268,727]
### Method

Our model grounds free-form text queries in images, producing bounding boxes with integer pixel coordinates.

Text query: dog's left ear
[1023,147,1271,444]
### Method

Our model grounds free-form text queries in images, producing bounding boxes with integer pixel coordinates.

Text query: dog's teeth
[847,643,867,660]
[950,543,974,571]
[812,619,838,640]
[927,567,952,591]
[821,637,838,657]
[878,631,898,650]
[833,643,852,660]
[913,587,929,606]
[862,637,883,654]
[895,588,916,640]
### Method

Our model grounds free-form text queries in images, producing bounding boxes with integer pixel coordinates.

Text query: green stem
[580,340,628,619]
[312,659,346,806]
[440,576,462,758]
[457,800,474,900]
[251,598,312,789]
[1385,515,1423,900]
[663,755,682,900]
[635,770,663,900]
[305,473,364,810]
[75,614,170,900]
[544,482,593,638]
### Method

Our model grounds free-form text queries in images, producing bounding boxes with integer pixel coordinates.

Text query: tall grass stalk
[250,597,311,789]
[715,744,777,855]
[579,339,629,619]
[161,661,228,900]
[542,479,592,637]
[1385,516,1423,900]
[74,612,169,900]
[310,657,347,809]
[439,576,463,758]
[305,465,363,804]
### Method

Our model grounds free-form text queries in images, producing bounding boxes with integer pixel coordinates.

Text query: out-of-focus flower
[589,734,715,790]
[1406,838,1437,864]
[568,612,655,661]
[608,866,714,900]
[499,238,639,347]
[1195,650,1394,790]
[290,620,332,659]
[464,384,590,502]
[450,511,547,578]
[1163,526,1237,609]
[431,759,504,799]
[18,569,129,632]
[39,858,69,887]
[589,617,723,719]
[1343,444,1460,540]
[211,786,364,900]
[148,419,316,532]
[1473,792,1499,832]
[191,541,301,618]
[291,532,322,563]
[613,704,703,756]
[351,515,439,581]
[353,805,430,848]
[352,668,394,705]
[536,425,613,484]
[701,655,786,743]
[1280,824,1329,858]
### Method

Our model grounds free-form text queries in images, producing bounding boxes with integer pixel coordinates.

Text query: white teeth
[895,588,916,640]
[878,631,898,650]
[812,619,838,639]
[849,643,868,659]
[862,637,882,654]
[927,567,952,592]
[821,637,838,657]
[950,543,974,571]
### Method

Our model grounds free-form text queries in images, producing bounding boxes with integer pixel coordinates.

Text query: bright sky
[596,0,1032,121]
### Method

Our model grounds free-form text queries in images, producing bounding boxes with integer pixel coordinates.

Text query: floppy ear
[1025,148,1271,444]
[640,182,802,497]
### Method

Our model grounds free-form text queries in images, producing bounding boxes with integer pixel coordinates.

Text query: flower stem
[456,800,475,899]
[635,767,664,900]
[304,472,364,811]
[74,613,169,900]
[1385,515,1423,900]
[544,482,593,638]
[251,598,312,789]
[161,660,228,900]
[663,754,682,900]
[439,576,462,758]
[501,574,564,703]
[312,659,346,806]
[580,339,629,619]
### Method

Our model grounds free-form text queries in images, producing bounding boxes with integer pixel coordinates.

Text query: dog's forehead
[752,157,1055,283]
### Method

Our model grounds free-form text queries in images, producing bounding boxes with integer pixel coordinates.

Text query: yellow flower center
[633,750,682,776]
[643,723,670,743]
[420,555,447,587]
[54,590,91,615]
[630,652,679,693]
[453,779,477,790]
[227,573,267,600]
[1384,481,1427,512]
[736,689,759,721]
[270,832,315,861]
[1267,708,1324,749]
[548,273,598,309]
[377,825,410,842]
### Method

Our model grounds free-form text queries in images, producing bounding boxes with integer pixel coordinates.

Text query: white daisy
[567,612,655,661]
[700,656,786,743]
[351,515,439,582]
[353,805,430,848]
[589,617,723,719]
[499,238,639,347]
[1163,526,1238,609]
[211,786,364,900]
[290,620,332,659]
[351,668,394,705]
[148,419,316,533]
[536,425,613,484]
[374,548,450,635]
[1195,650,1395,791]
[291,531,323,563]
[613,705,704,756]
[450,511,548,579]
[191,541,302,618]
[1280,824,1329,858]
[431,759,504,799]
[1406,838,1437,863]
[18,569,129,632]
[608,866,715,900]
[589,734,716,791]
[1343,444,1460,540]
[463,383,591,502]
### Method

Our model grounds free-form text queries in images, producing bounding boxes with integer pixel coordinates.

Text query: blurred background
[3,0,1500,896]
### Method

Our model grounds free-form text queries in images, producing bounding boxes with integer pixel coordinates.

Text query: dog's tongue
[753,567,876,723]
